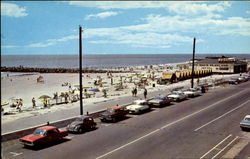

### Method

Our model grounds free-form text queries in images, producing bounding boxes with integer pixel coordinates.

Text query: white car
[167,91,187,102]
[183,88,201,98]
[126,100,150,114]
[240,115,250,131]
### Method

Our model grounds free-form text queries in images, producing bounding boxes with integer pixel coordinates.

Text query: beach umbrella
[38,95,51,103]
[38,95,51,99]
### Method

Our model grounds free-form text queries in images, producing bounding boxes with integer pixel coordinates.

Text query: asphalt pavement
[2,81,250,159]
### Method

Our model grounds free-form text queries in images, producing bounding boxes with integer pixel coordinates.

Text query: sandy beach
[1,65,240,124]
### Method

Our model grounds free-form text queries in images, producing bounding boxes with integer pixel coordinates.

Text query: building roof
[195,58,247,65]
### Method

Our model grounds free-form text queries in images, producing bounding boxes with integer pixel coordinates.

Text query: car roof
[38,126,57,130]
[108,106,122,110]
[77,115,91,119]
[245,115,250,119]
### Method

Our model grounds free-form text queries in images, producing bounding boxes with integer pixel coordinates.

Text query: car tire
[78,128,83,133]
[241,127,247,131]
[112,118,116,123]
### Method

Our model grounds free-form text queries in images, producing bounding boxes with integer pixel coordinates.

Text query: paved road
[2,81,250,159]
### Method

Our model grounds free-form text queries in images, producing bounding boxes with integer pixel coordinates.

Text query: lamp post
[191,37,196,88]
[79,26,83,115]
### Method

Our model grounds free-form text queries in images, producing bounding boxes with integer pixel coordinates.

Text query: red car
[19,126,68,147]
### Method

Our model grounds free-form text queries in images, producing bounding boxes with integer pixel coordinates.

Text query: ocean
[1,54,250,69]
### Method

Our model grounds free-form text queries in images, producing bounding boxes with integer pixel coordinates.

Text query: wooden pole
[79,26,83,115]
[191,37,196,88]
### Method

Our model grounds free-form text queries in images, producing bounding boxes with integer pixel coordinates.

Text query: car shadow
[128,108,154,115]
[24,138,71,151]
[69,127,99,135]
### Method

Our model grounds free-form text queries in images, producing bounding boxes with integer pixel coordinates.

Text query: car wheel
[241,127,246,131]
[112,118,116,122]
[78,128,84,133]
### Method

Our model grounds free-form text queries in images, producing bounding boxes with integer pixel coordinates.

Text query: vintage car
[19,126,68,147]
[240,115,250,131]
[99,106,129,122]
[126,100,150,114]
[67,116,96,133]
[228,78,239,85]
[183,88,201,98]
[147,95,172,107]
[167,91,187,102]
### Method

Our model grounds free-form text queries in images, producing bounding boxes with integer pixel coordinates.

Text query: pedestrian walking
[32,97,36,108]
[132,88,135,97]
[144,88,147,99]
[134,88,137,97]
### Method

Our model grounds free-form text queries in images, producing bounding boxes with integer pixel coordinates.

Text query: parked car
[242,74,250,80]
[228,78,239,85]
[240,115,250,131]
[19,126,68,147]
[167,91,187,102]
[66,116,96,133]
[147,95,172,107]
[126,100,150,114]
[238,76,249,82]
[99,106,129,122]
[183,88,201,98]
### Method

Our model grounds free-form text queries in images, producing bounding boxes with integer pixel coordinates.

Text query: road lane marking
[200,134,232,159]
[194,100,250,131]
[10,152,23,157]
[222,138,249,159]
[96,129,160,159]
[96,89,247,159]
[211,136,239,159]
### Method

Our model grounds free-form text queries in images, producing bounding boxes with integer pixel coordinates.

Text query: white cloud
[2,45,20,48]
[1,3,28,17]
[69,1,231,16]
[27,35,78,48]
[119,14,250,36]
[85,11,119,20]
[85,27,194,48]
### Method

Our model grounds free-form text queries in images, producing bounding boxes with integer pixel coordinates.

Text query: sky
[1,1,250,55]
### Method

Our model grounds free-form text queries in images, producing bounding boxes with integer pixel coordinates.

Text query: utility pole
[191,37,196,88]
[79,26,83,115]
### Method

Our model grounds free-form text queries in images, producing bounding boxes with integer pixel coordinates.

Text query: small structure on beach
[158,73,177,84]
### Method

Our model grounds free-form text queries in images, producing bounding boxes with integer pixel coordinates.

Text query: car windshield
[244,117,250,121]
[155,96,164,100]
[133,101,144,105]
[33,129,46,136]
[75,117,83,122]
[106,109,115,113]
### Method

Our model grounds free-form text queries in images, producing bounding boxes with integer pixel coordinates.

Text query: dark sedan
[67,116,96,133]
[147,96,172,107]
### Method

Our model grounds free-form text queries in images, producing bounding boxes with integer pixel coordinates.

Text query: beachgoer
[32,97,36,108]
[134,88,137,97]
[19,99,23,106]
[65,92,69,103]
[144,88,148,99]
[132,89,135,97]
[69,83,72,91]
